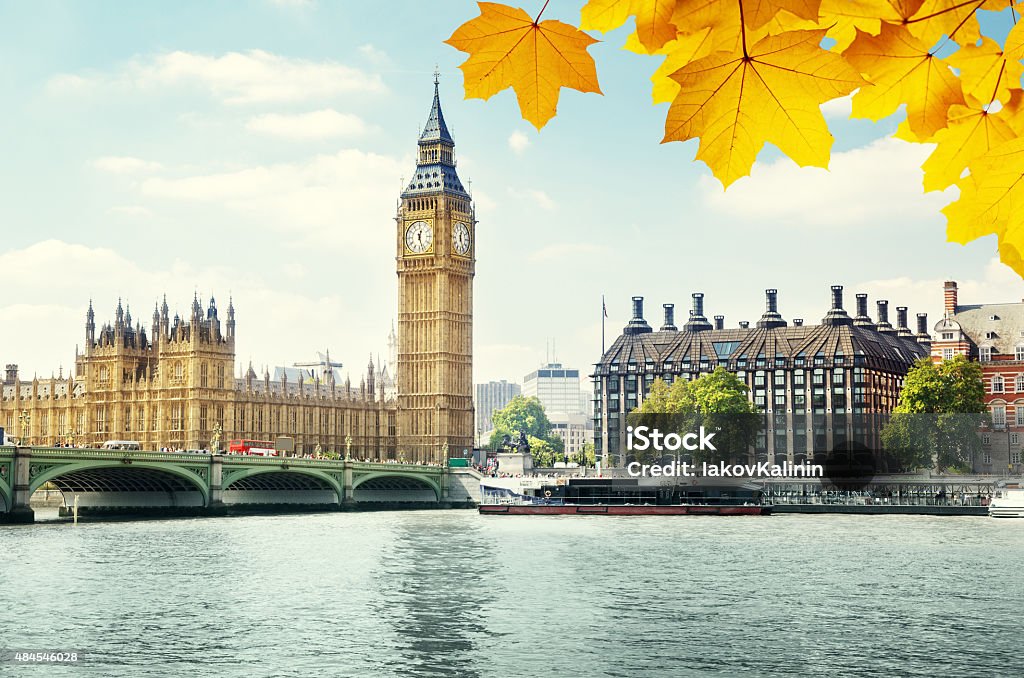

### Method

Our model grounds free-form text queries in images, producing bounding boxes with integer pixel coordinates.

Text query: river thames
[1,511,1021,677]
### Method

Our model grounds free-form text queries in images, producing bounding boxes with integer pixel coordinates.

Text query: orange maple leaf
[446,2,603,130]
[663,28,863,187]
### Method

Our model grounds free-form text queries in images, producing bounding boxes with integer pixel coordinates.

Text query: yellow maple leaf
[667,0,820,59]
[905,0,1005,47]
[625,28,716,103]
[741,0,822,30]
[446,2,602,130]
[581,0,679,51]
[1000,87,1024,134]
[1002,16,1024,61]
[917,104,1016,191]
[844,23,964,138]
[663,28,863,187]
[947,37,1024,106]
[822,1,1001,53]
[820,0,921,51]
[944,138,1024,276]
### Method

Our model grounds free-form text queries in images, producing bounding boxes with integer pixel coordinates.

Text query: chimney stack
[625,296,653,335]
[793,319,804,327]
[757,288,787,329]
[896,306,913,337]
[683,292,713,332]
[875,300,895,334]
[739,321,750,329]
[944,281,958,317]
[714,315,725,330]
[916,312,931,346]
[661,303,678,331]
[853,293,875,329]
[822,285,853,326]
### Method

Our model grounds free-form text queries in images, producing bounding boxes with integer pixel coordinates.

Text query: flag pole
[601,294,606,356]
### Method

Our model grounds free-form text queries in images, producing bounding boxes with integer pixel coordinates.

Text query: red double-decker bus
[227,439,277,456]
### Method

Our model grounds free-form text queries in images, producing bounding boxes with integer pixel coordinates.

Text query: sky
[2,0,1024,390]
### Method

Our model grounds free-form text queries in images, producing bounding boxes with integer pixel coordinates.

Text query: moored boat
[989,484,1024,518]
[478,474,772,516]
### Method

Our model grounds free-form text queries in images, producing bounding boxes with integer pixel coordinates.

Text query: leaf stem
[738,0,748,57]
[534,0,551,24]
[930,0,984,55]
[988,61,1006,107]
[906,0,981,25]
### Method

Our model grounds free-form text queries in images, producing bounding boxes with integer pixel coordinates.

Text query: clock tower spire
[395,75,475,464]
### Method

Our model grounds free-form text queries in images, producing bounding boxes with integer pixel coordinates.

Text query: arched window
[174,361,183,380]
[993,375,1005,394]
[1017,375,1024,393]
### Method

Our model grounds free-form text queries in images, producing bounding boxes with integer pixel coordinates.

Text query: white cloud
[856,256,1024,329]
[93,156,163,174]
[508,130,530,154]
[246,109,369,139]
[700,137,948,227]
[0,240,373,381]
[357,44,390,65]
[508,187,555,210]
[822,93,854,119]
[50,50,384,105]
[136,149,408,246]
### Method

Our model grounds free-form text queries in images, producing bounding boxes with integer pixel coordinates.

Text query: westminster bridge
[0,446,483,523]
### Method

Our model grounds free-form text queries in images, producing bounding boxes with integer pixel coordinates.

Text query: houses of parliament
[0,79,477,463]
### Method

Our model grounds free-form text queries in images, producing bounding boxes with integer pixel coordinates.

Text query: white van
[102,440,142,451]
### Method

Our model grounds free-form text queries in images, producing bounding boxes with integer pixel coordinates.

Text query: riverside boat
[478,475,772,516]
[989,484,1024,518]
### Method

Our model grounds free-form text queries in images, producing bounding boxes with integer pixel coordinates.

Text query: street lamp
[344,434,353,461]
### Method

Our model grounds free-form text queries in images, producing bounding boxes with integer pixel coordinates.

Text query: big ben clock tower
[396,74,475,463]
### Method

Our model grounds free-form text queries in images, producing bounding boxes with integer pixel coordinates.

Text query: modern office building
[475,380,521,442]
[592,287,930,468]
[523,362,593,455]
[523,363,588,418]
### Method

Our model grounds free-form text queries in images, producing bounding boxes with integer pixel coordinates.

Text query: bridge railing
[25,447,213,463]
[16,447,445,473]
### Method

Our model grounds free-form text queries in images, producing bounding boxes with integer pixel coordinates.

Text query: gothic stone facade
[1,296,395,458]
[1,82,475,464]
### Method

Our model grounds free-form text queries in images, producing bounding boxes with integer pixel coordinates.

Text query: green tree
[881,356,987,472]
[573,442,596,467]
[527,436,561,467]
[630,368,759,464]
[488,395,565,454]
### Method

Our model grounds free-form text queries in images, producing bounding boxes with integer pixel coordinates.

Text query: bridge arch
[28,461,210,509]
[221,468,342,505]
[352,472,441,502]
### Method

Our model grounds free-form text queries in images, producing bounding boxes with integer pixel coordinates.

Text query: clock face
[405,220,433,254]
[452,222,471,256]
